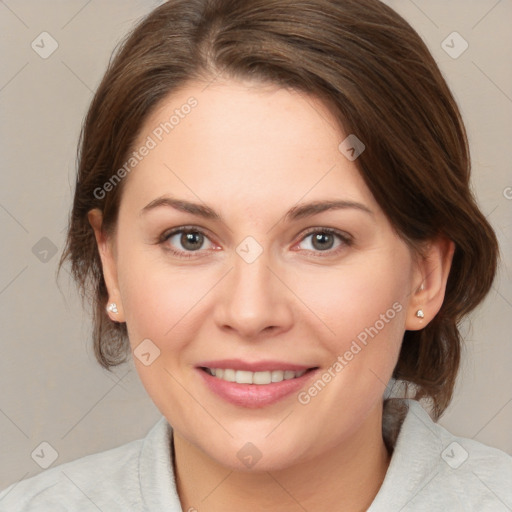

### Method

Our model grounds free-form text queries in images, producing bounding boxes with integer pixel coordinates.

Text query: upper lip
[197,359,316,372]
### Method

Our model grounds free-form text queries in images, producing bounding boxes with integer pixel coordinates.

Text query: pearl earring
[106,303,118,314]
[415,309,424,319]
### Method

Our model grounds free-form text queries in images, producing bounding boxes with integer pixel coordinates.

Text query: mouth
[200,367,315,385]
[196,360,319,408]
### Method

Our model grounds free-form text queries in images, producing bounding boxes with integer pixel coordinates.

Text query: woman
[1,0,510,510]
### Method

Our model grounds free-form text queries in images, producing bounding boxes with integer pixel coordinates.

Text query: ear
[405,236,455,330]
[88,209,126,322]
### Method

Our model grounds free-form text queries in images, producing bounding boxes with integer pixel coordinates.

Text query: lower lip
[197,368,318,408]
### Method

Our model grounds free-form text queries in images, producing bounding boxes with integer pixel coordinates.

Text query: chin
[197,431,313,473]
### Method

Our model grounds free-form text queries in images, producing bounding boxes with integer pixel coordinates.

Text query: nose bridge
[233,243,278,308]
[214,241,293,338]
[233,248,274,301]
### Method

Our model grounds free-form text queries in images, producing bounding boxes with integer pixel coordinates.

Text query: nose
[213,250,294,340]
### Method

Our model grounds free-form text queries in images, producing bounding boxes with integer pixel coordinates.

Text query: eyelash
[159,225,353,259]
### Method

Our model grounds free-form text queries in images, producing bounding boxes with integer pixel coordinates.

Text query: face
[94,78,427,471]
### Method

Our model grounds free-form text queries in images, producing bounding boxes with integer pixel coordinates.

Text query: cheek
[115,250,214,412]
[291,256,410,434]
[116,246,221,357]
[293,253,410,351]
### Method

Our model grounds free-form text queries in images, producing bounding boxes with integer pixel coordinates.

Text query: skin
[89,78,454,511]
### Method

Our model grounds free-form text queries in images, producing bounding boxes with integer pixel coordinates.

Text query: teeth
[271,370,284,382]
[223,369,236,382]
[236,370,253,384]
[206,368,307,384]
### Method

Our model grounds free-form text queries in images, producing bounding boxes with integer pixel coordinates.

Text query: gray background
[0,0,511,490]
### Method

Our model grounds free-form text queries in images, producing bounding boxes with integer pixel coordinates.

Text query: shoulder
[426,405,512,507]
[0,417,171,511]
[370,399,512,511]
[0,439,144,511]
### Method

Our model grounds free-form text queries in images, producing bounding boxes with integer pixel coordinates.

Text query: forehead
[122,79,376,213]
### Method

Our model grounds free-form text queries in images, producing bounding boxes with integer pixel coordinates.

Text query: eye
[159,226,217,258]
[295,227,352,256]
[158,226,352,259]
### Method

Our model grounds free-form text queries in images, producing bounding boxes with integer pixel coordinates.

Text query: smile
[202,367,309,385]
[196,362,319,408]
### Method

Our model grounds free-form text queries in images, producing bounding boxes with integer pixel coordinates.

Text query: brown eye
[160,227,216,258]
[310,232,336,251]
[296,228,352,256]
[178,231,205,251]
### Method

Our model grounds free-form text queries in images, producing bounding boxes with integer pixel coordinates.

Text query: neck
[173,401,391,512]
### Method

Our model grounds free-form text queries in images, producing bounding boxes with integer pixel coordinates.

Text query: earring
[106,303,119,314]
[415,309,424,319]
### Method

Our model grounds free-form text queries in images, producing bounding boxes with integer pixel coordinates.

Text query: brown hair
[59,0,499,420]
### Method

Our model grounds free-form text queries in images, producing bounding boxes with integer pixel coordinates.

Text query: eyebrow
[140,196,374,221]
